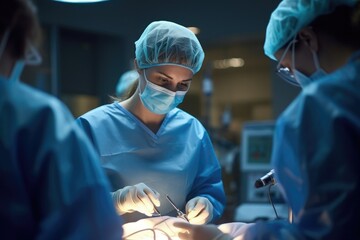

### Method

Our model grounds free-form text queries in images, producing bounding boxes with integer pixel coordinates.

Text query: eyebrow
[158,71,192,82]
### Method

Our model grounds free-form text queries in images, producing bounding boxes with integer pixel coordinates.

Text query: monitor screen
[241,121,275,171]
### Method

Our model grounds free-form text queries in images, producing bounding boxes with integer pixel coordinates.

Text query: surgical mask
[139,69,187,115]
[293,45,327,88]
[0,28,42,82]
[294,68,327,87]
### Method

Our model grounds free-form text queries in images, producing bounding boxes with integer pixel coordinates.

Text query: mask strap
[9,60,25,82]
[276,37,296,69]
[291,35,297,72]
[311,49,321,70]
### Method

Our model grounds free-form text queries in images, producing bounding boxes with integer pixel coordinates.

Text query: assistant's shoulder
[279,68,360,130]
[1,81,72,124]
[2,80,56,106]
[303,65,360,112]
[307,60,360,99]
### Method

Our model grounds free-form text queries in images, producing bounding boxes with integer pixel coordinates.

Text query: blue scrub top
[77,102,226,223]
[245,51,360,240]
[0,78,122,239]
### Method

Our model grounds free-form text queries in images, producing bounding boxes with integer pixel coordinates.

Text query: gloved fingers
[186,197,213,224]
[188,210,210,225]
[143,187,161,207]
[173,221,193,230]
[133,202,155,216]
[133,183,160,206]
[133,189,159,216]
[186,198,206,219]
[117,183,161,216]
[111,191,124,214]
[185,198,197,214]
[173,222,193,239]
[174,222,224,239]
[178,231,190,239]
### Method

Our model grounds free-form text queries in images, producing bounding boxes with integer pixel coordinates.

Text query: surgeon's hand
[185,196,213,224]
[111,183,160,216]
[173,221,232,240]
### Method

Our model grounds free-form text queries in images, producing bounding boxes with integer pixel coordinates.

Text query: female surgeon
[173,0,360,239]
[77,20,226,224]
[0,0,122,239]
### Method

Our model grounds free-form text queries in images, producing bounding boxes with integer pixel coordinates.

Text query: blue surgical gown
[0,77,123,239]
[245,51,360,240]
[77,102,226,223]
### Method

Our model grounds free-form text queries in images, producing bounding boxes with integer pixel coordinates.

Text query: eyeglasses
[276,38,300,87]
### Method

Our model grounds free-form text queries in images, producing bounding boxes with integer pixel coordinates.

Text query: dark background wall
[29,0,299,120]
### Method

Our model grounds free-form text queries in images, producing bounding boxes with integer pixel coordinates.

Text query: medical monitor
[241,121,275,171]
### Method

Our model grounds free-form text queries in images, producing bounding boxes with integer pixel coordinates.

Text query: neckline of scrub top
[114,101,173,139]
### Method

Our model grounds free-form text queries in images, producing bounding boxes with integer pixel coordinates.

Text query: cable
[267,183,279,219]
[153,216,172,227]
[123,228,156,239]
[153,217,175,240]
[122,217,174,240]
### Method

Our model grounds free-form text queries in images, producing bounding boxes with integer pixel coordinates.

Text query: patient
[123,216,251,240]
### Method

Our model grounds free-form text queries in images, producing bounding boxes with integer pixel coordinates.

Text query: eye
[178,82,190,91]
[159,77,169,84]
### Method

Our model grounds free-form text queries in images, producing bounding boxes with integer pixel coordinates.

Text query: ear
[298,27,319,52]
[134,59,142,74]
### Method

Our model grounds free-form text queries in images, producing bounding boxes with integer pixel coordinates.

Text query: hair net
[135,20,205,74]
[116,70,139,97]
[264,0,357,60]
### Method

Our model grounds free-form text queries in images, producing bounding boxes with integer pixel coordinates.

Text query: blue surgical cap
[116,70,139,97]
[135,20,205,74]
[264,0,357,60]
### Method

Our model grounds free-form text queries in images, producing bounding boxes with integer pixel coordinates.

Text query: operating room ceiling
[35,0,281,47]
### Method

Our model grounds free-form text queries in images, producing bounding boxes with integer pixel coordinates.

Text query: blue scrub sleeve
[187,132,226,222]
[24,100,123,239]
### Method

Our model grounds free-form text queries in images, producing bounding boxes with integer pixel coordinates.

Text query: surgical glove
[185,196,213,225]
[111,183,160,216]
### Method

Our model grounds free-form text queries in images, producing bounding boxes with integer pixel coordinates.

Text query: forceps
[152,206,161,217]
[166,195,189,222]
[150,200,161,217]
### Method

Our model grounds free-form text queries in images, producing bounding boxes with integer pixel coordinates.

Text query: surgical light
[213,58,245,69]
